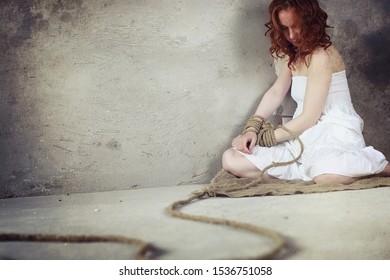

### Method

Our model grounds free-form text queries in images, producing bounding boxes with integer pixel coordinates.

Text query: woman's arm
[274,48,333,142]
[254,59,292,119]
[232,60,292,154]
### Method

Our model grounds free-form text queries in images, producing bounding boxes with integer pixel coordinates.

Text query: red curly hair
[265,0,332,68]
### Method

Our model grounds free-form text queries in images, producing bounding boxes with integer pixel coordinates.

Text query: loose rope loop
[165,193,285,260]
[0,233,160,260]
[165,124,304,259]
[260,125,304,177]
[0,125,303,260]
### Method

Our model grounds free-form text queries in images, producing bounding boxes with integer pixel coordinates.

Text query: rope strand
[165,124,304,259]
[0,232,160,260]
[165,193,285,260]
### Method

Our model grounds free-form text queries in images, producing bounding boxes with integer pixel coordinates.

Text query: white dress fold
[239,70,388,180]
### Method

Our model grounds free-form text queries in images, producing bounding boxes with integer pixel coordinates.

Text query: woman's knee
[222,148,267,179]
[313,174,357,185]
[222,148,249,176]
[222,148,238,172]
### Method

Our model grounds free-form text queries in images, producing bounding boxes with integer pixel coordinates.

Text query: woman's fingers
[232,133,258,154]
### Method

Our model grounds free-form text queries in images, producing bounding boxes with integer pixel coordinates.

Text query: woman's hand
[231,132,257,154]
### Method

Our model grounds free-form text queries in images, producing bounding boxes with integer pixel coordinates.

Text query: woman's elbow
[300,112,321,129]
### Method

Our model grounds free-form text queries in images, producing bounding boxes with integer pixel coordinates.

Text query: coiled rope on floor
[0,123,301,260]
[0,232,158,260]
[165,191,285,259]
[1,122,389,259]
[165,124,304,260]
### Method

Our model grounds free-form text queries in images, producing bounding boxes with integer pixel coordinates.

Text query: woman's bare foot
[377,163,390,177]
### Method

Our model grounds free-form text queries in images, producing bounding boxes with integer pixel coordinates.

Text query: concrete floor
[0,184,389,260]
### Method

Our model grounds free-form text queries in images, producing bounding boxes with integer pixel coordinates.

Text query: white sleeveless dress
[239,70,388,180]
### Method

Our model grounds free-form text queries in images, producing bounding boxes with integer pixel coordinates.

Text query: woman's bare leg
[313,174,358,185]
[222,148,274,179]
[314,163,390,185]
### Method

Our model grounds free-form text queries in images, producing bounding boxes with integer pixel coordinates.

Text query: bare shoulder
[310,45,345,73]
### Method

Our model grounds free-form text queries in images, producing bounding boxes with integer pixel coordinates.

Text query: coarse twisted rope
[0,232,159,260]
[165,191,285,259]
[242,114,280,148]
[2,132,389,260]
[259,125,303,176]
[243,115,266,134]
[257,121,277,147]
[0,119,303,260]
[165,124,304,259]
[243,115,304,176]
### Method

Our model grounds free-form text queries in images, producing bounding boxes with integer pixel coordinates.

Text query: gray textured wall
[325,0,389,155]
[0,0,389,198]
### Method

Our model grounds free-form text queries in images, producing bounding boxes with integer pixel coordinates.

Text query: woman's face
[278,8,301,46]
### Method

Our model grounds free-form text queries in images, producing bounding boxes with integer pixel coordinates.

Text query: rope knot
[192,188,216,198]
[256,121,276,147]
[243,115,266,135]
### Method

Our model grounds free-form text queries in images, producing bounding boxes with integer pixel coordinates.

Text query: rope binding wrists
[243,115,266,135]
